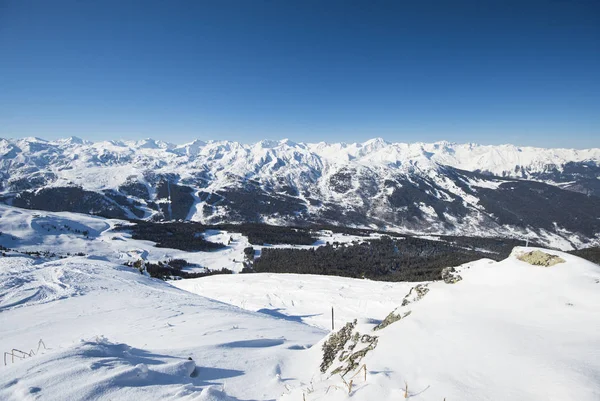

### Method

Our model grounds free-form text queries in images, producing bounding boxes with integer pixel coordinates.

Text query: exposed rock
[374,311,402,330]
[320,319,379,377]
[374,283,428,331]
[320,320,357,373]
[331,333,378,377]
[441,266,463,284]
[402,284,430,306]
[518,250,565,267]
[374,310,411,331]
[413,283,430,298]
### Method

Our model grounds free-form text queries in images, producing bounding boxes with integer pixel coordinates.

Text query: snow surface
[174,273,413,331]
[275,248,600,401]
[0,255,325,400]
[1,242,599,400]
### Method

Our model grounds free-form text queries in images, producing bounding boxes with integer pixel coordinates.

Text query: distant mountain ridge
[2,136,599,175]
[1,136,599,249]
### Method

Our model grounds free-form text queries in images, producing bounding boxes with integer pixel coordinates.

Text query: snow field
[278,248,600,401]
[174,273,414,331]
[0,255,325,401]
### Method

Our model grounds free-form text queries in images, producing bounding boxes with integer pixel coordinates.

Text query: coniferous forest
[252,236,531,282]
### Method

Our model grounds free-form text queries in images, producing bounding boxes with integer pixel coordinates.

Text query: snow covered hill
[174,273,415,331]
[1,137,600,247]
[178,248,600,401]
[0,255,325,400]
[1,247,598,400]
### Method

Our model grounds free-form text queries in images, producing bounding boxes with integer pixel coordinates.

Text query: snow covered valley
[1,205,599,400]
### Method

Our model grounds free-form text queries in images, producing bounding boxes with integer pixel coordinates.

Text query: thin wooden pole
[331,306,334,330]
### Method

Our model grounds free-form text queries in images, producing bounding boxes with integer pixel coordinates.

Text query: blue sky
[0,0,598,148]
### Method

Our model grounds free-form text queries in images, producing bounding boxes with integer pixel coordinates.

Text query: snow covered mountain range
[0,153,599,400]
[1,136,599,247]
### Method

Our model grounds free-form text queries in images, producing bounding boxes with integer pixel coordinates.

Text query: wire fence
[3,339,47,366]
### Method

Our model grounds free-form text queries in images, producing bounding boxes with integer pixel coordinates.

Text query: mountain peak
[255,139,280,149]
[20,136,48,143]
[279,138,297,147]
[56,136,85,145]
[363,137,388,146]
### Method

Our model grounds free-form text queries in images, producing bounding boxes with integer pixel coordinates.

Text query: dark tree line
[253,236,516,282]
[122,221,319,248]
[120,220,408,249]
[119,221,226,251]
[125,258,233,280]
[211,223,317,245]
[438,235,541,258]
[568,247,600,265]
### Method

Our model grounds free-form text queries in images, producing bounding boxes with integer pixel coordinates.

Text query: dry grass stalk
[348,363,368,383]
[325,384,342,394]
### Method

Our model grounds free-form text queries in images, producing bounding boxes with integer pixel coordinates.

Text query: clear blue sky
[0,0,598,148]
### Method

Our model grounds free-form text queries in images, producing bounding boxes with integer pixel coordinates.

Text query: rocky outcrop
[320,320,379,377]
[322,282,434,377]
[321,320,357,373]
[402,283,430,305]
[374,310,411,331]
[441,266,463,284]
[374,284,429,331]
[331,333,378,376]
[518,250,565,267]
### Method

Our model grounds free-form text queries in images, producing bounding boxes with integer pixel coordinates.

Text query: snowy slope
[176,249,600,401]
[0,255,325,401]
[1,240,599,400]
[277,248,600,401]
[174,273,414,331]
